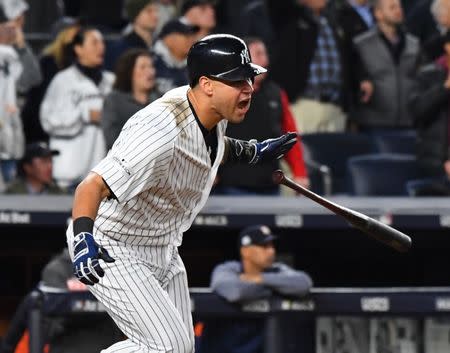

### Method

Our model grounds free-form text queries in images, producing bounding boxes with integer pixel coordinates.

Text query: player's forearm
[72,172,110,224]
[263,271,313,297]
[222,136,256,164]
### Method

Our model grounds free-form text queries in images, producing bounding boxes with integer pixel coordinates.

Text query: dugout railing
[27,286,450,353]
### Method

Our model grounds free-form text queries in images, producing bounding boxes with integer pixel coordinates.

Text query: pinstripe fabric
[67,228,194,353]
[92,86,227,246]
[66,85,228,352]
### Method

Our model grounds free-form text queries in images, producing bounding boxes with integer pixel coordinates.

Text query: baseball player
[67,34,297,353]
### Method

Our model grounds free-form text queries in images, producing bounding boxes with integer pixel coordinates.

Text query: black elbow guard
[224,137,257,164]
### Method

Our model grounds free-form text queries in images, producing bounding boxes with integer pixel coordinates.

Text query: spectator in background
[5,142,63,195]
[406,0,438,45]
[102,48,161,150]
[40,27,114,190]
[335,0,375,112]
[353,0,419,131]
[336,0,375,41]
[0,0,42,183]
[40,248,124,352]
[271,0,349,134]
[219,0,275,53]
[409,32,450,195]
[419,0,450,63]
[180,0,216,39]
[154,0,177,36]
[200,225,313,353]
[0,25,25,183]
[21,21,80,144]
[0,248,123,353]
[216,37,309,194]
[0,0,42,93]
[105,0,159,71]
[152,17,199,94]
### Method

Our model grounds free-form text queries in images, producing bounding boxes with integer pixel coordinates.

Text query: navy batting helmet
[187,34,267,87]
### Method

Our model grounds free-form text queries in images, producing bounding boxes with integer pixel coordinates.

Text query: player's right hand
[73,232,115,285]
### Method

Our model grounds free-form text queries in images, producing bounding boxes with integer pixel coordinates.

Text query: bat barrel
[273,170,412,252]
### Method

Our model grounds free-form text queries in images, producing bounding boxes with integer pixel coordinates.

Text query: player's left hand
[73,232,115,285]
[250,132,298,164]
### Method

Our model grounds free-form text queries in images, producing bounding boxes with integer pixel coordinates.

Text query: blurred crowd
[0,0,449,196]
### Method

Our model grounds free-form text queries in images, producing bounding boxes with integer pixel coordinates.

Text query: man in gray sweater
[353,0,419,130]
[199,225,313,353]
[211,224,313,302]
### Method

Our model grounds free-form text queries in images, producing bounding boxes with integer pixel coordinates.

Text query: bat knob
[272,170,285,185]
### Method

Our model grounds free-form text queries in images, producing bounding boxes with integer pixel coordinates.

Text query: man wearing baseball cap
[104,0,159,70]
[6,142,63,194]
[152,17,199,94]
[180,0,216,39]
[200,224,313,353]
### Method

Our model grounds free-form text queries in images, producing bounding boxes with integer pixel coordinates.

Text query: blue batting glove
[249,132,298,164]
[73,232,115,285]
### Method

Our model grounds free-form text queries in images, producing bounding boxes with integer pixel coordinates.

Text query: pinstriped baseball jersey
[92,85,227,246]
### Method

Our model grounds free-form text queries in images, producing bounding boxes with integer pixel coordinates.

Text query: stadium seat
[301,133,375,195]
[372,130,417,155]
[348,154,420,196]
[406,178,450,196]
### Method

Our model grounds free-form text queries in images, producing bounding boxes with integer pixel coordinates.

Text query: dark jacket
[221,0,275,50]
[335,2,372,103]
[102,89,161,150]
[152,40,189,94]
[219,81,283,189]
[105,31,149,71]
[21,55,60,144]
[336,2,371,44]
[410,62,450,176]
[270,5,349,109]
[421,32,448,64]
[406,0,438,45]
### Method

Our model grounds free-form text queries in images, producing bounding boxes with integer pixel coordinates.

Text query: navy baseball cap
[238,225,277,247]
[22,142,59,164]
[159,18,200,38]
[181,0,216,15]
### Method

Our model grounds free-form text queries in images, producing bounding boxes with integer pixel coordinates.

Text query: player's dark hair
[113,48,152,93]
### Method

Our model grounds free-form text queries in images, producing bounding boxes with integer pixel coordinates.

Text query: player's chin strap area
[223,132,298,165]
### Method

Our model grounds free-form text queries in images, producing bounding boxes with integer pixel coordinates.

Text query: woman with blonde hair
[40,26,114,190]
[21,22,80,143]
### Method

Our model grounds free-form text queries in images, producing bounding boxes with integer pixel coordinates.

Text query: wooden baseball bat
[273,170,411,252]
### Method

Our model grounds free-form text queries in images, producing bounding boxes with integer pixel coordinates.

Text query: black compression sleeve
[73,217,94,235]
[223,137,257,164]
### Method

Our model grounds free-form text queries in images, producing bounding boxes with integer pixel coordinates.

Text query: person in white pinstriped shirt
[66,34,298,353]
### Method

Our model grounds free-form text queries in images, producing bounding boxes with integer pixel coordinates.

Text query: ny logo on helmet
[240,49,250,65]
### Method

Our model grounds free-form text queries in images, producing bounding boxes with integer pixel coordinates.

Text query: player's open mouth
[238,99,251,109]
